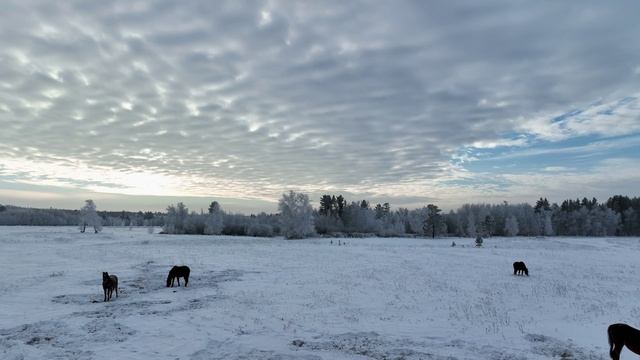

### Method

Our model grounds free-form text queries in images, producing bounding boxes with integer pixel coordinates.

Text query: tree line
[1,194,639,238]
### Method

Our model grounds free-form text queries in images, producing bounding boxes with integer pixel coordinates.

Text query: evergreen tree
[423,204,443,238]
[336,195,346,219]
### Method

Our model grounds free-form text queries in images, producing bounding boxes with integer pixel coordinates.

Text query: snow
[1,227,638,359]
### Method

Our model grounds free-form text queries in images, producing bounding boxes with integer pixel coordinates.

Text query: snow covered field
[1,227,638,359]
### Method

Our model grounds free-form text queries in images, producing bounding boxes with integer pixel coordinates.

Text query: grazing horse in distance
[102,272,118,302]
[513,261,529,276]
[166,266,190,288]
[609,323,640,360]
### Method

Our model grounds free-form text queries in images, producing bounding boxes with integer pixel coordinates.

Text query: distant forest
[0,194,639,237]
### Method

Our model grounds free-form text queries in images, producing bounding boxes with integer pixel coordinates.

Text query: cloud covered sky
[0,1,639,212]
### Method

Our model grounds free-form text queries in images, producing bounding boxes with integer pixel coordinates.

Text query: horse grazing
[609,323,640,359]
[102,272,118,302]
[166,266,190,288]
[513,261,529,276]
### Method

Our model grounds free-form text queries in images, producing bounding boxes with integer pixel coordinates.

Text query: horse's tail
[608,325,615,359]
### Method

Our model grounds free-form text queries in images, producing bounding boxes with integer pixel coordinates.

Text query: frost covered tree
[377,212,405,237]
[278,191,314,239]
[79,200,102,233]
[466,214,476,237]
[504,215,519,236]
[543,212,554,236]
[343,202,380,234]
[204,201,224,235]
[163,202,189,234]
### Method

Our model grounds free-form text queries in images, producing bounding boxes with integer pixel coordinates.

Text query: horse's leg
[610,340,622,360]
[185,275,188,287]
[104,288,107,302]
[177,277,181,287]
[608,326,624,360]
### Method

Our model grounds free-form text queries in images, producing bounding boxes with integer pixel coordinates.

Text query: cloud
[517,95,640,141]
[0,1,639,210]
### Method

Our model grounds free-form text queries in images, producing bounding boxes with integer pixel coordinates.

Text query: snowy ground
[1,227,638,359]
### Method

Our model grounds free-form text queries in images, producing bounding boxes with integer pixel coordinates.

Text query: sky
[0,1,639,213]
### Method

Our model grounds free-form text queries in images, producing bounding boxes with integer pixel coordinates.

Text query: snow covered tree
[466,214,476,237]
[543,212,554,236]
[504,215,519,236]
[163,202,189,234]
[79,200,102,233]
[204,201,224,235]
[208,201,221,214]
[278,191,315,239]
[377,212,405,237]
[342,201,380,234]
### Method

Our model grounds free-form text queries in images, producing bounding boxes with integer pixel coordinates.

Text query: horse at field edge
[609,323,640,360]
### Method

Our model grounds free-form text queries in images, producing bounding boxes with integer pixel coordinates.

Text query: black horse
[166,266,190,287]
[102,272,118,302]
[513,261,529,276]
[609,323,640,360]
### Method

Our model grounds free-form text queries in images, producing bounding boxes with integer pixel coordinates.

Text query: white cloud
[470,138,528,149]
[0,1,639,209]
[517,95,640,141]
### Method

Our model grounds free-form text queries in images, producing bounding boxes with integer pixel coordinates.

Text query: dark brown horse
[102,272,118,302]
[513,261,529,276]
[609,323,640,359]
[166,266,190,287]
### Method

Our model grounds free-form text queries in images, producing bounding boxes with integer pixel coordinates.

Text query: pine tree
[423,204,443,238]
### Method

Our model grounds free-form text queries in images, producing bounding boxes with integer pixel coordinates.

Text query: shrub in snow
[475,235,483,247]
[278,191,315,239]
[247,223,274,237]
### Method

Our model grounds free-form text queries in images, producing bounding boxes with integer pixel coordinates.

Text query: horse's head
[166,268,174,287]
[102,272,109,282]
